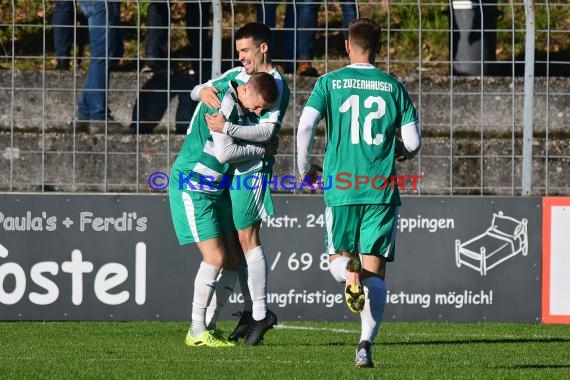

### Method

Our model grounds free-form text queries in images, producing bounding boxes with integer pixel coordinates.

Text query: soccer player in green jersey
[192,22,290,345]
[296,18,422,368]
[169,72,278,348]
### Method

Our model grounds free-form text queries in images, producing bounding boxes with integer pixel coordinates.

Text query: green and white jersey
[305,63,418,206]
[171,83,244,194]
[210,67,291,174]
[211,67,290,127]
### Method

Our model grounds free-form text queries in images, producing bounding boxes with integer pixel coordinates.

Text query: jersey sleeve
[191,68,241,100]
[304,77,327,115]
[211,132,265,164]
[211,68,240,91]
[224,121,276,142]
[398,83,419,127]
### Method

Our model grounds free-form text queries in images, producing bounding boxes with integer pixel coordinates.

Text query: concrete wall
[0,70,568,194]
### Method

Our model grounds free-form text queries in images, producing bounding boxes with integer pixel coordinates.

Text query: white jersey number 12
[339,95,386,145]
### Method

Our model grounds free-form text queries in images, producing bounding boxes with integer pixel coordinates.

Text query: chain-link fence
[0,1,568,194]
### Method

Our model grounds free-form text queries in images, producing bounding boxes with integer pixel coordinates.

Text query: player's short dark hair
[248,72,278,105]
[235,22,271,47]
[348,18,381,54]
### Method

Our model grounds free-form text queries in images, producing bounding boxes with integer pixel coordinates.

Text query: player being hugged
[192,22,291,346]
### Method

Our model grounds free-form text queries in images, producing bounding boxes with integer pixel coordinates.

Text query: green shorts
[324,204,398,261]
[169,173,235,245]
[230,169,275,230]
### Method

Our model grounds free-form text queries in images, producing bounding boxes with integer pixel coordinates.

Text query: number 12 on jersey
[339,94,386,145]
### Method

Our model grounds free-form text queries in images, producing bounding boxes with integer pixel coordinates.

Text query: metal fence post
[211,0,223,79]
[522,0,535,196]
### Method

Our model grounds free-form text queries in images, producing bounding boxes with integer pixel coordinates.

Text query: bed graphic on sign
[454,211,528,276]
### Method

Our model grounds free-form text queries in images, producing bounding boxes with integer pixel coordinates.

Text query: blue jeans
[130,72,196,134]
[257,1,357,64]
[53,1,88,62]
[296,0,358,60]
[144,1,211,81]
[144,1,169,60]
[256,2,295,72]
[53,1,74,60]
[77,1,123,120]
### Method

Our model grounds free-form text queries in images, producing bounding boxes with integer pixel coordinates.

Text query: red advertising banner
[542,197,570,324]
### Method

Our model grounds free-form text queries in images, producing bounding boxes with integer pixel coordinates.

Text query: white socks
[205,268,237,330]
[245,246,268,321]
[329,256,350,283]
[331,256,387,347]
[190,261,220,337]
[359,276,387,346]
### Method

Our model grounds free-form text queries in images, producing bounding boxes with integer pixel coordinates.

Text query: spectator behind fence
[256,1,294,73]
[52,0,88,71]
[128,1,211,135]
[72,0,124,134]
[129,70,196,134]
[140,1,211,82]
[295,0,358,76]
[257,0,358,76]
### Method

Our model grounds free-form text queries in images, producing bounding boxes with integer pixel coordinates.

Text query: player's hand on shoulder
[205,113,226,132]
[200,87,221,110]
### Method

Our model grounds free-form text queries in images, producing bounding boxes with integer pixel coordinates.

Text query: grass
[1,321,570,379]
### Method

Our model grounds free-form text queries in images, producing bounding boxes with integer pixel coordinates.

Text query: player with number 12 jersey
[303,63,418,207]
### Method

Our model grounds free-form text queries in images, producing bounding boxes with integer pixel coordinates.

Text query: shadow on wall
[483,51,570,77]
[448,50,570,77]
[129,69,196,135]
